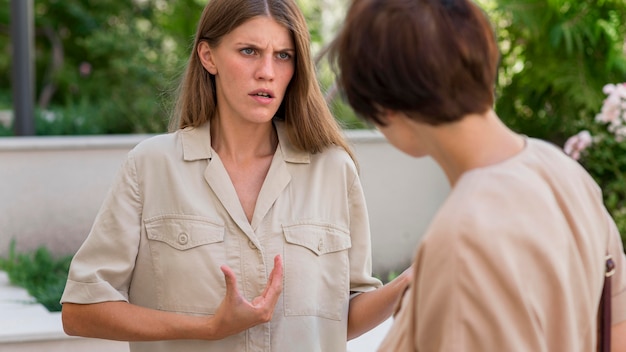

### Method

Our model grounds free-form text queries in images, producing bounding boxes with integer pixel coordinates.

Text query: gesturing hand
[208,254,283,340]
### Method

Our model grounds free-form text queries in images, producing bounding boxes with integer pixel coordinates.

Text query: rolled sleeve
[61,152,142,304]
[347,173,383,293]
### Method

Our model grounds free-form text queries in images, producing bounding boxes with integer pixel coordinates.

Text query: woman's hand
[62,255,283,341]
[207,254,284,339]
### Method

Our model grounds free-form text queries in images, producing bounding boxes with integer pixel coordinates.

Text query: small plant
[0,239,73,312]
[564,83,626,246]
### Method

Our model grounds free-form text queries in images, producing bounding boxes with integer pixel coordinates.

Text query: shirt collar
[180,120,310,163]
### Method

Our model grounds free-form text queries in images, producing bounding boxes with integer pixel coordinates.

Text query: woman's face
[198,16,295,126]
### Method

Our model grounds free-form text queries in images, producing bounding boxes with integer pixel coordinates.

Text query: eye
[241,48,256,56]
[277,52,292,60]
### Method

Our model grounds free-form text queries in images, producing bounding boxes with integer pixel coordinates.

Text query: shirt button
[178,232,189,245]
[248,240,256,250]
[318,238,324,252]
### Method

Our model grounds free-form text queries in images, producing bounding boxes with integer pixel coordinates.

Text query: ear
[197,41,218,75]
[379,108,401,125]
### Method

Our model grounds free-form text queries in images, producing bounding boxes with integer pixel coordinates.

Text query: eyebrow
[236,42,295,52]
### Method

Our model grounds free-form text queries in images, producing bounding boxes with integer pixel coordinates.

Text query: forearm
[612,320,626,352]
[62,258,283,342]
[62,301,216,341]
[347,271,411,340]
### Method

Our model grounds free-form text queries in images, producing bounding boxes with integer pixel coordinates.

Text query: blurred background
[0,0,625,246]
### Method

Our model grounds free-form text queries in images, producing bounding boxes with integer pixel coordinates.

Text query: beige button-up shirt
[61,121,382,352]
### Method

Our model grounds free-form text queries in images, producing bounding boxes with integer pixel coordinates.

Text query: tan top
[61,121,382,352]
[379,138,626,352]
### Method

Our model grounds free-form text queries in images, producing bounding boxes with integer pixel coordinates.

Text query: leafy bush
[0,0,362,135]
[0,0,196,135]
[564,83,626,245]
[0,240,73,312]
[485,0,626,146]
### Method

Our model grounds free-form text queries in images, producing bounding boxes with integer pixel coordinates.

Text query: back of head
[330,0,500,126]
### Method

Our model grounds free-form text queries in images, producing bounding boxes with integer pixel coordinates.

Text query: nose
[255,55,275,81]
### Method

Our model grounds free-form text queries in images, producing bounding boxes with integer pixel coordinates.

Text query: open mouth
[253,92,273,98]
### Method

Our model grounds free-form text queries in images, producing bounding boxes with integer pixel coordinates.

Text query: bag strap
[599,254,616,352]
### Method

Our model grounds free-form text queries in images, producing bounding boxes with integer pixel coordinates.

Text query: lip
[249,89,275,104]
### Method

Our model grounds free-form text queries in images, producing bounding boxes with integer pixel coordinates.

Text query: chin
[249,110,279,124]
[246,115,276,125]
[399,147,428,158]
[406,151,428,158]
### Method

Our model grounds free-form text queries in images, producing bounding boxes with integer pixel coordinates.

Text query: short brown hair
[329,0,500,126]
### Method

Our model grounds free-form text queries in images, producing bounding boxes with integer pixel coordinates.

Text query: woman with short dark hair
[330,0,626,350]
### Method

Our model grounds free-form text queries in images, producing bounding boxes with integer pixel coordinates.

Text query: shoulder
[283,144,360,194]
[310,146,360,186]
[525,137,596,179]
[130,132,180,156]
[312,145,356,169]
[420,136,608,260]
[276,120,357,174]
[123,132,184,172]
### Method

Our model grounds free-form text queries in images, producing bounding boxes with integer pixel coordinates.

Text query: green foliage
[0,240,73,312]
[0,0,199,135]
[478,0,626,249]
[483,0,626,145]
[582,137,626,245]
[564,83,626,245]
[0,0,363,134]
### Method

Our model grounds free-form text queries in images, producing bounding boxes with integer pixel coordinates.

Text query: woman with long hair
[60,1,410,351]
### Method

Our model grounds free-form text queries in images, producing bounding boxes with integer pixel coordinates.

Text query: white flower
[603,83,617,95]
[614,126,626,142]
[617,83,626,99]
[564,130,593,160]
[568,82,626,160]
[596,83,626,141]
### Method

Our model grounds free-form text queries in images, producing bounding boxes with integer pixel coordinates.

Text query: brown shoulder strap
[599,254,616,352]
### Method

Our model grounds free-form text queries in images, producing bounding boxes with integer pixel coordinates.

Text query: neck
[210,118,278,163]
[423,110,525,186]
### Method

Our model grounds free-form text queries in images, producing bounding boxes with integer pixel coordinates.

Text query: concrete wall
[0,130,449,276]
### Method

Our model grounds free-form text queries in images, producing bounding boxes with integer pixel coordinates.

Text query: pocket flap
[282,222,351,255]
[145,215,224,250]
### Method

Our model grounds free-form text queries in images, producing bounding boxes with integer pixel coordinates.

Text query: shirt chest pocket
[144,215,226,314]
[145,216,224,250]
[282,222,352,320]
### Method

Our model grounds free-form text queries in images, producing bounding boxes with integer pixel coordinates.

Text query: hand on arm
[347,264,413,340]
[62,255,283,341]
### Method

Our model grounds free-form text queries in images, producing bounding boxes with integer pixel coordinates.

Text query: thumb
[221,265,239,298]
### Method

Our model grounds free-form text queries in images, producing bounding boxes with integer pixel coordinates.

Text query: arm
[347,266,412,340]
[344,171,404,339]
[62,255,283,341]
[613,321,626,352]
